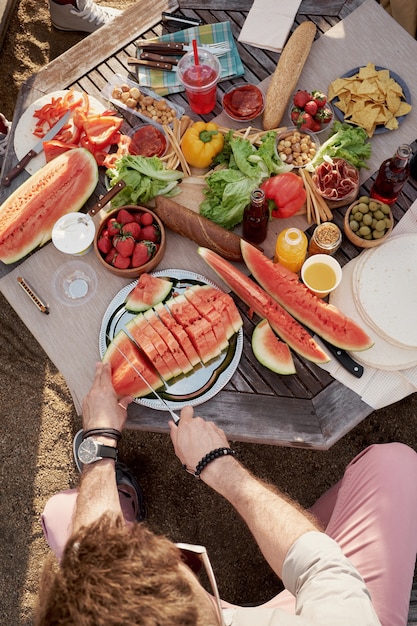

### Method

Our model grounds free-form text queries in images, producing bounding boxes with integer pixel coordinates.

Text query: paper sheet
[238,0,302,52]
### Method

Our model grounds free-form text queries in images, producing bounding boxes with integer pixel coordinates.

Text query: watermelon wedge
[184,287,229,351]
[125,273,173,312]
[102,330,163,398]
[198,246,329,364]
[154,302,201,367]
[252,319,296,375]
[126,316,177,382]
[241,240,373,352]
[143,308,194,375]
[166,294,222,364]
[196,285,243,336]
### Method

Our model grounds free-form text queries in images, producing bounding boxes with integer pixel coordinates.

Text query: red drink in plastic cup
[177,49,221,115]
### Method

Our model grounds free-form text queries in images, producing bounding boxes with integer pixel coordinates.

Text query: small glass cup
[301,254,342,298]
[177,48,221,115]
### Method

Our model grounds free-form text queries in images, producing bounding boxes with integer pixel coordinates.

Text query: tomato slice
[83,115,123,148]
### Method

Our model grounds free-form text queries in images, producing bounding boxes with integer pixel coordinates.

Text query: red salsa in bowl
[128,124,168,158]
[222,84,264,121]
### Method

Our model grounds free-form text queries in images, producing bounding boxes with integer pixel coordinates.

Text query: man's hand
[169,406,232,479]
[82,362,132,433]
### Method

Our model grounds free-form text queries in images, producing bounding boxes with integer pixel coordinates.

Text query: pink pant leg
[41,488,137,561]
[249,443,417,624]
[311,442,417,626]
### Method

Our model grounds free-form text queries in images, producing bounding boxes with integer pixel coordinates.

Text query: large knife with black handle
[2,109,72,187]
[319,336,364,378]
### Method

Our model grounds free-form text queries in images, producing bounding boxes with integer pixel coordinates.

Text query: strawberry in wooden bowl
[94,205,165,277]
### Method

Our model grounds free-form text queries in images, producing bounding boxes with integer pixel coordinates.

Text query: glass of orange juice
[301,254,342,298]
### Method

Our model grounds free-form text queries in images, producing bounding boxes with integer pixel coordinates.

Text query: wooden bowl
[343,197,393,249]
[94,205,166,277]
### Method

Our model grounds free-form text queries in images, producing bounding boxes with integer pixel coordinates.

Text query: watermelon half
[252,319,296,375]
[241,240,373,352]
[0,148,98,264]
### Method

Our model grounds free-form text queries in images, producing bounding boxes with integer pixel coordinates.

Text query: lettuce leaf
[306,121,371,171]
[106,155,184,207]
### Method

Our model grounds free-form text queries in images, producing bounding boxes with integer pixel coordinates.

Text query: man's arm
[72,362,132,533]
[169,406,319,579]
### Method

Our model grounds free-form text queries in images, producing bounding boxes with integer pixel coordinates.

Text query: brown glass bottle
[370,144,412,205]
[242,188,269,244]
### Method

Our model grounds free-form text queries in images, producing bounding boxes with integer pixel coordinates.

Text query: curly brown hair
[35,514,213,626]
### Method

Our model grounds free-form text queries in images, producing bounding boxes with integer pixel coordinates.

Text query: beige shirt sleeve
[380,0,417,37]
[223,532,381,625]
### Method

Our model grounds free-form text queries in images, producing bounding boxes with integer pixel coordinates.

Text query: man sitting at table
[37,362,417,626]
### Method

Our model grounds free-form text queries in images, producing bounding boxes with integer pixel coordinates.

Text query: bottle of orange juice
[274,227,308,273]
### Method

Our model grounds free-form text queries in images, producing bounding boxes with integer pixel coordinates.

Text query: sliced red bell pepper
[82,115,123,148]
[43,140,79,162]
[260,172,306,218]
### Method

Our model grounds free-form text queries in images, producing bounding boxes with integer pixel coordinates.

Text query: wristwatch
[78,437,118,465]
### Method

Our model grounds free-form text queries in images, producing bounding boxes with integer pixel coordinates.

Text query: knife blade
[106,333,180,424]
[2,109,72,187]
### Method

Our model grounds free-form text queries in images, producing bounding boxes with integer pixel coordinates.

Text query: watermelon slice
[166,294,222,364]
[154,302,201,367]
[184,286,229,351]
[143,308,193,375]
[126,316,177,382]
[252,319,296,375]
[193,285,243,337]
[241,240,373,352]
[198,246,329,364]
[102,330,163,398]
[125,273,173,312]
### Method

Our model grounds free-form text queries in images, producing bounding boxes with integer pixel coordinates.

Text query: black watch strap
[97,442,118,461]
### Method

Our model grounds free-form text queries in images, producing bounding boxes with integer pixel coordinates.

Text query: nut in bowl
[222,83,265,122]
[94,205,166,277]
[275,126,319,169]
[289,89,334,134]
[344,195,393,248]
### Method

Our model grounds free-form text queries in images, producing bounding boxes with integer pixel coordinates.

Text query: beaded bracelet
[82,428,122,442]
[184,447,237,479]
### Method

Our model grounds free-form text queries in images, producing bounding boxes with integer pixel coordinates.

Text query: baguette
[263,22,317,130]
[154,196,243,262]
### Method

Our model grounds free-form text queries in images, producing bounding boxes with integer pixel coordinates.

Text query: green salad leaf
[200,131,292,229]
[306,121,372,171]
[106,155,184,207]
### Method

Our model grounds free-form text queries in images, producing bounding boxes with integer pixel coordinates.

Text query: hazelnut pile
[111,84,178,125]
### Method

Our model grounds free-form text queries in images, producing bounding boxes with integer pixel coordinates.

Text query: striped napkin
[135,22,244,96]
[238,0,302,52]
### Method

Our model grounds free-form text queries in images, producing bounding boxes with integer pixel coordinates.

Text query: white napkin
[238,0,302,52]
[321,200,417,410]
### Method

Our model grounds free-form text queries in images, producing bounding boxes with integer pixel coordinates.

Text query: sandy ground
[1,3,417,625]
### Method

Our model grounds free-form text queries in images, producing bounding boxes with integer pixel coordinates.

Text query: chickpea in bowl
[275,126,319,168]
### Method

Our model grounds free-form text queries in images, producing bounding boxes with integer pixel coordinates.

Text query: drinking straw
[192,38,199,65]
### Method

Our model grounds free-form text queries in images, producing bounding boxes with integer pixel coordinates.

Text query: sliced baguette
[262,22,317,130]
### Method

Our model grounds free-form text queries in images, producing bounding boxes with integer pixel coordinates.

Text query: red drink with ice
[177,48,221,115]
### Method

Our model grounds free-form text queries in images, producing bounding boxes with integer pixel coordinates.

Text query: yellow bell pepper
[181,121,224,169]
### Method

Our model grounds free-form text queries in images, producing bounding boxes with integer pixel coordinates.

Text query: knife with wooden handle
[127,57,175,71]
[140,51,179,64]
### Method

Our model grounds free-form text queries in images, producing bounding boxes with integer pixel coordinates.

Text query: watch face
[78,437,98,464]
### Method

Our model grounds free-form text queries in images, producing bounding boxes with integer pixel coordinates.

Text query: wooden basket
[343,199,393,249]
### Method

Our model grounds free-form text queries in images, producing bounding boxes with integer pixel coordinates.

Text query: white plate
[99,269,243,411]
[13,90,106,175]
[330,256,417,370]
[352,234,417,349]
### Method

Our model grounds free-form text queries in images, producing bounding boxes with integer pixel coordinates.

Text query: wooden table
[1,0,417,449]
